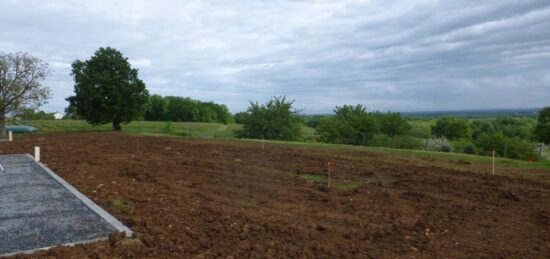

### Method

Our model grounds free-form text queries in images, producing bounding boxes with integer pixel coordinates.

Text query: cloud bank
[1,0,549,113]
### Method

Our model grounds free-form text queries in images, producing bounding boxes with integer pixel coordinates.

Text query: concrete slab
[0,154,132,257]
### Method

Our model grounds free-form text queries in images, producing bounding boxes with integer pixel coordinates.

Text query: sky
[1,0,549,114]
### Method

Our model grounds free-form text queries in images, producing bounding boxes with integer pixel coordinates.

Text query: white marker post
[492,149,495,176]
[35,146,40,162]
[8,131,12,142]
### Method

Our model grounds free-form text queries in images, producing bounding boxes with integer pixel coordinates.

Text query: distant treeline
[402,108,540,119]
[14,109,55,120]
[143,95,232,124]
[65,94,232,124]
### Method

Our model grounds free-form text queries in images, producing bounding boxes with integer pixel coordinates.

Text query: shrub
[452,138,476,154]
[440,143,452,153]
[316,105,378,145]
[425,137,454,152]
[236,96,303,141]
[475,133,539,160]
[463,144,476,154]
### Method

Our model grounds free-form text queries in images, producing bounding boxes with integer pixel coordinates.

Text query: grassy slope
[8,119,550,171]
[241,139,550,171]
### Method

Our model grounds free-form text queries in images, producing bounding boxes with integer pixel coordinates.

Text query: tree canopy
[317,105,379,145]
[534,107,550,144]
[236,96,303,141]
[0,52,50,135]
[375,112,411,137]
[67,47,149,130]
[431,117,470,140]
[143,95,232,124]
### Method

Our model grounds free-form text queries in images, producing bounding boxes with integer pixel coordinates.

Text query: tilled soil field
[1,132,549,258]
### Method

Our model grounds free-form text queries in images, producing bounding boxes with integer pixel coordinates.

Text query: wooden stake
[8,131,12,142]
[492,149,495,176]
[327,162,331,188]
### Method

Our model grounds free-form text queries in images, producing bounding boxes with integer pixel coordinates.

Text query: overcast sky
[1,0,549,114]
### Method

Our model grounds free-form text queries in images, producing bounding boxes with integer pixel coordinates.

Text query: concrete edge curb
[1,237,108,258]
[24,154,134,237]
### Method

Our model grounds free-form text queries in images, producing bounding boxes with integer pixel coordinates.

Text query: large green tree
[534,106,550,144]
[236,96,303,141]
[0,52,50,136]
[67,47,149,130]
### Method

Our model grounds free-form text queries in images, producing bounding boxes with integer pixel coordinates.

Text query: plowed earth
[1,133,549,258]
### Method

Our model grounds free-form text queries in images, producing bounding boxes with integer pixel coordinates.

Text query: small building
[52,112,64,120]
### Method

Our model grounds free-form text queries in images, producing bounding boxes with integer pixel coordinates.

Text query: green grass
[334,182,361,191]
[296,173,327,183]
[9,119,241,139]
[110,196,134,214]
[290,173,361,191]
[245,139,550,171]
[10,119,317,141]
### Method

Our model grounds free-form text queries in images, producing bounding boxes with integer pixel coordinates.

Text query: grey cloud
[1,0,549,114]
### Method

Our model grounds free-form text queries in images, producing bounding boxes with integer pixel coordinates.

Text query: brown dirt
[2,132,549,258]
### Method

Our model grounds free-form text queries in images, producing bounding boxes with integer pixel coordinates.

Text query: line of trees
[15,109,55,120]
[235,96,549,161]
[428,116,542,160]
[143,95,232,124]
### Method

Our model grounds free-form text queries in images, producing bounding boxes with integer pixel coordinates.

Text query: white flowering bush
[425,137,454,152]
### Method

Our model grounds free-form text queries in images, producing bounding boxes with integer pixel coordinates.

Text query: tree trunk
[0,109,5,137]
[113,121,122,131]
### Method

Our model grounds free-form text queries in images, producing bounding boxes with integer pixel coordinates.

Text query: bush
[440,143,452,153]
[316,105,378,145]
[506,138,539,161]
[475,133,539,160]
[425,137,454,152]
[452,139,476,154]
[236,96,303,141]
[463,144,476,154]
